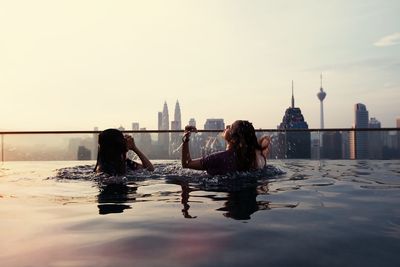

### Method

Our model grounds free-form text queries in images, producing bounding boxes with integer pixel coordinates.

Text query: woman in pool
[181,120,270,175]
[94,128,154,175]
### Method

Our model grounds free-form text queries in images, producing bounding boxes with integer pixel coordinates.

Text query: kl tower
[317,74,327,129]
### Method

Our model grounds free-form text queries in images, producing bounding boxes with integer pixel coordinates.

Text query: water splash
[53,162,285,189]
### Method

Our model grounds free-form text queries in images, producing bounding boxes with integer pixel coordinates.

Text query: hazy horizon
[1,0,399,131]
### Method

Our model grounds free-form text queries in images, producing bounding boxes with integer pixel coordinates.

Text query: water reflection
[179,182,197,219]
[173,179,272,220]
[217,185,271,220]
[97,184,137,215]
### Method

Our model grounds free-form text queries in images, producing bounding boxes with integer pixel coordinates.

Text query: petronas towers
[158,100,181,158]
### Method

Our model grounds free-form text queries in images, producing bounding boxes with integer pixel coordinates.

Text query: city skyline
[96,96,398,132]
[0,1,399,131]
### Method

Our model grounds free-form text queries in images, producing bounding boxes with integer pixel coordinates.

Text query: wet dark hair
[228,120,261,171]
[94,129,128,175]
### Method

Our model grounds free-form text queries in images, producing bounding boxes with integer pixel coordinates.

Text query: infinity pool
[1,160,400,267]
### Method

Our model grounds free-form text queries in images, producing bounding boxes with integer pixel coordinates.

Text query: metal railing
[1,128,399,162]
[0,127,398,134]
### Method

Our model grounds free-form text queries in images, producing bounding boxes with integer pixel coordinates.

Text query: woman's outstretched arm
[181,126,203,170]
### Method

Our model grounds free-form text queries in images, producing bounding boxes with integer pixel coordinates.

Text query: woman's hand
[124,135,136,151]
[125,134,154,171]
[183,125,197,143]
[185,125,197,133]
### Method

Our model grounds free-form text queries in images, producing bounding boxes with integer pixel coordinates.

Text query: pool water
[1,160,400,267]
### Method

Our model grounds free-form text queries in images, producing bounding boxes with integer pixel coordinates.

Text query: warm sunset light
[0,0,399,130]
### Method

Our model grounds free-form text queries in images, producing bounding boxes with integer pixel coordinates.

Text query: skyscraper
[170,101,182,135]
[204,119,225,131]
[277,81,311,159]
[170,100,182,158]
[139,127,152,156]
[203,119,225,154]
[162,101,169,132]
[189,118,196,127]
[341,131,350,159]
[350,103,369,159]
[317,74,327,129]
[397,118,400,159]
[369,117,381,128]
[322,132,342,159]
[173,100,181,130]
[157,102,170,158]
[158,112,162,130]
[368,117,382,159]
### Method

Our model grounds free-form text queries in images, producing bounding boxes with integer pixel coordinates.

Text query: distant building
[341,131,350,159]
[131,123,140,147]
[369,117,381,128]
[173,100,181,129]
[203,119,225,155]
[162,102,170,132]
[77,146,91,160]
[204,119,225,130]
[277,81,311,159]
[383,131,398,149]
[368,117,383,159]
[397,117,400,158]
[382,119,400,159]
[132,122,139,131]
[170,100,182,158]
[138,127,152,156]
[322,132,342,159]
[350,103,369,159]
[157,102,170,158]
[189,118,196,127]
[158,112,162,130]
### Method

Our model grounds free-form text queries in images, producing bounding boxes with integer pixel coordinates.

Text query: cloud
[374,32,400,47]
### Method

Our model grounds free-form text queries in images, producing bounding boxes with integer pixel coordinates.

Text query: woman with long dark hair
[181,120,270,175]
[94,128,154,175]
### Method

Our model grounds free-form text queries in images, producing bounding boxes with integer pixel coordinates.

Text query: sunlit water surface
[1,160,400,267]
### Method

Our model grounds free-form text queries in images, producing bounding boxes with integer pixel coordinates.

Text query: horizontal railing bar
[0,128,399,135]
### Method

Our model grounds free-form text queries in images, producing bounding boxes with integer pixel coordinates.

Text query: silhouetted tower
[276,81,311,159]
[174,100,181,129]
[170,100,182,158]
[157,101,170,158]
[291,80,295,108]
[350,103,369,159]
[162,101,169,132]
[317,74,327,129]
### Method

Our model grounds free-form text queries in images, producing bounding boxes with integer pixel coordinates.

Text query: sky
[0,0,399,131]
